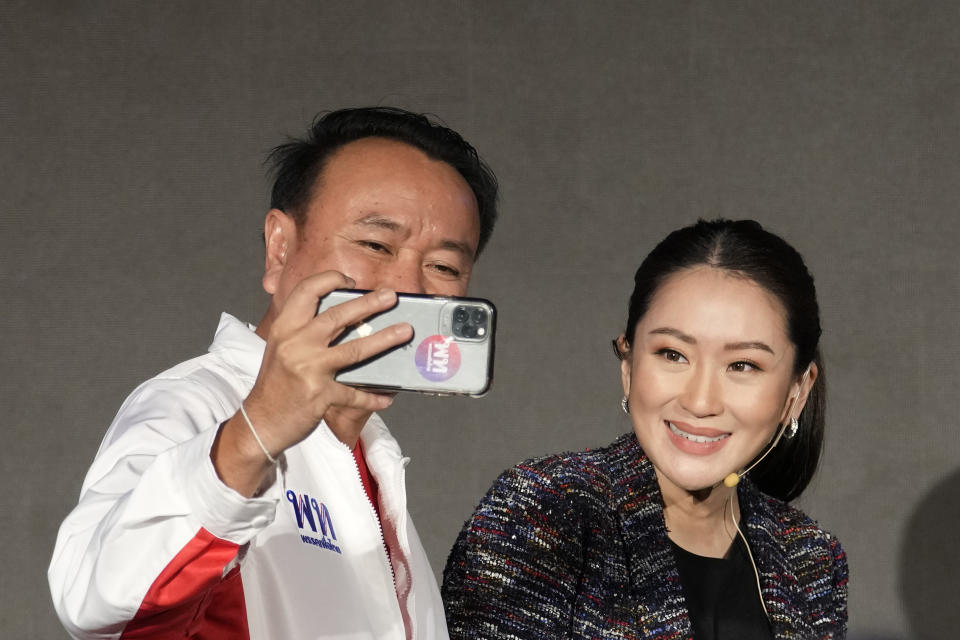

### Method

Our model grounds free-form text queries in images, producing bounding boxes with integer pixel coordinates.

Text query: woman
[442,219,847,639]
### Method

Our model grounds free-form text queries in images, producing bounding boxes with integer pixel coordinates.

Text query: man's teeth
[667,422,729,443]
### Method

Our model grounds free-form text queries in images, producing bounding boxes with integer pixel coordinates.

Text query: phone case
[316,289,496,396]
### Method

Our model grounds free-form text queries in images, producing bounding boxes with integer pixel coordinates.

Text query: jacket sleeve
[823,534,849,639]
[48,376,280,639]
[441,460,589,640]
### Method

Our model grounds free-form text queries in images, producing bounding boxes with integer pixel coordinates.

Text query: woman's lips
[665,420,730,454]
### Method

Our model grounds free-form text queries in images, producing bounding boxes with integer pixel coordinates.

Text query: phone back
[316,290,496,396]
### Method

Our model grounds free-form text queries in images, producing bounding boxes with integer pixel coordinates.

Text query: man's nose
[385,253,426,295]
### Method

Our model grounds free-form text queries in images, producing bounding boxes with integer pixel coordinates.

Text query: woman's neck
[657,471,740,558]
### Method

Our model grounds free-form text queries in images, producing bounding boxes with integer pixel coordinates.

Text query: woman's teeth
[667,421,729,443]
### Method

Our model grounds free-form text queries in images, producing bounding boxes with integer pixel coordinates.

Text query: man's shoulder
[147,348,246,395]
[96,325,256,454]
[121,313,259,418]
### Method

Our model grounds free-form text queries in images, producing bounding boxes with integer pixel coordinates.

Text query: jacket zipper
[350,450,397,590]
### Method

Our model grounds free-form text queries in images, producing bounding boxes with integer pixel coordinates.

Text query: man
[48,107,498,640]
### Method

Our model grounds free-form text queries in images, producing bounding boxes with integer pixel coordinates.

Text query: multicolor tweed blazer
[442,433,847,639]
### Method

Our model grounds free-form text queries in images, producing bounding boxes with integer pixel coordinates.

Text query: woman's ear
[617,334,632,397]
[262,209,296,295]
[782,362,819,423]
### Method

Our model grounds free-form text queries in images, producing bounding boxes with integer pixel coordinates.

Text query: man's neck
[255,306,277,341]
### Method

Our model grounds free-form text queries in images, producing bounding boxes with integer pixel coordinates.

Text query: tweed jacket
[442,433,847,640]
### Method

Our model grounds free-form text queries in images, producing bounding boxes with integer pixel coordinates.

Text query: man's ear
[262,209,296,295]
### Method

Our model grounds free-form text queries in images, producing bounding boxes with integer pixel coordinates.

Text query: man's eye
[361,241,391,254]
[655,348,687,364]
[429,263,461,277]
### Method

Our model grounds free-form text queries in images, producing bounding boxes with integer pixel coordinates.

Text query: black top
[671,536,773,640]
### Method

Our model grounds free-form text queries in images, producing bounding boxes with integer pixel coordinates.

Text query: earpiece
[720,366,812,620]
[721,365,811,488]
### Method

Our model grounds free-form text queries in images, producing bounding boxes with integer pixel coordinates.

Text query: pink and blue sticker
[414,335,460,381]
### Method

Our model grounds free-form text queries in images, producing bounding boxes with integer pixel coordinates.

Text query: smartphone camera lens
[452,305,487,340]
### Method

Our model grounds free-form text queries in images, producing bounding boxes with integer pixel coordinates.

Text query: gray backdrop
[3,2,958,638]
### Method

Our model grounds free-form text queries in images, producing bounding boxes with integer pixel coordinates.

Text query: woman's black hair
[622,219,824,502]
[266,106,499,256]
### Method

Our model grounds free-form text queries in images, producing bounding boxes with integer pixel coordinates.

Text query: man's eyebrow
[438,239,475,258]
[353,213,476,258]
[648,328,776,355]
[354,214,404,232]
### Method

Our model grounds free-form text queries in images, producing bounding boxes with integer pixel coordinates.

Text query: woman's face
[620,266,814,495]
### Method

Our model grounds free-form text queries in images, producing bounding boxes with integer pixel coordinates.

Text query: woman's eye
[656,348,687,363]
[729,361,760,373]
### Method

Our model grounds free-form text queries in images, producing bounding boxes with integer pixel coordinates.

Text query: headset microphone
[723,366,811,622]
[722,366,811,489]
[723,435,780,487]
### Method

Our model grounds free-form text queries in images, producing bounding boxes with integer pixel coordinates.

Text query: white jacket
[49,313,448,640]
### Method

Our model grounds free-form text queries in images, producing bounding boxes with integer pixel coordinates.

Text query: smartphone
[316,289,496,397]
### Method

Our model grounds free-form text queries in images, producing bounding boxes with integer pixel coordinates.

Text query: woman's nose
[679,366,723,417]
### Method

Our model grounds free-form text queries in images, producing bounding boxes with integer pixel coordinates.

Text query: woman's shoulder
[744,485,847,576]
[751,489,842,543]
[493,433,640,489]
[744,487,849,626]
[480,433,645,514]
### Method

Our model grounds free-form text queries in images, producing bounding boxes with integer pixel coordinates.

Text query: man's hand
[212,271,413,496]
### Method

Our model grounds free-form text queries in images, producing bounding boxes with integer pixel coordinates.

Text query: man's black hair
[267,107,499,256]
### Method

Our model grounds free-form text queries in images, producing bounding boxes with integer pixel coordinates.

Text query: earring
[785,417,799,439]
[621,396,630,415]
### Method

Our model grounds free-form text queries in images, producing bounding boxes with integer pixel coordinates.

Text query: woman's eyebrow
[648,327,695,343]
[724,340,775,355]
[649,328,775,355]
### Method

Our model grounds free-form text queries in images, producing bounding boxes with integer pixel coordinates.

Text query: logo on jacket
[286,490,342,554]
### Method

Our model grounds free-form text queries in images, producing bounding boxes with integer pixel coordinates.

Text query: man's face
[263,137,481,305]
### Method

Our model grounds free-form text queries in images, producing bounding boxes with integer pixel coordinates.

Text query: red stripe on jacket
[121,528,248,639]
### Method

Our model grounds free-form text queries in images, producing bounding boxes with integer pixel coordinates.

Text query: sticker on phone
[415,335,461,381]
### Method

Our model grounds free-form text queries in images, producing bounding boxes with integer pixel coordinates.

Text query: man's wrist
[211,414,277,498]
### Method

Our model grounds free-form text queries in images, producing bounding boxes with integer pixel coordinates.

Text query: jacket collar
[606,434,808,638]
[607,434,691,637]
[206,313,407,475]
[208,312,265,382]
[739,485,813,636]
